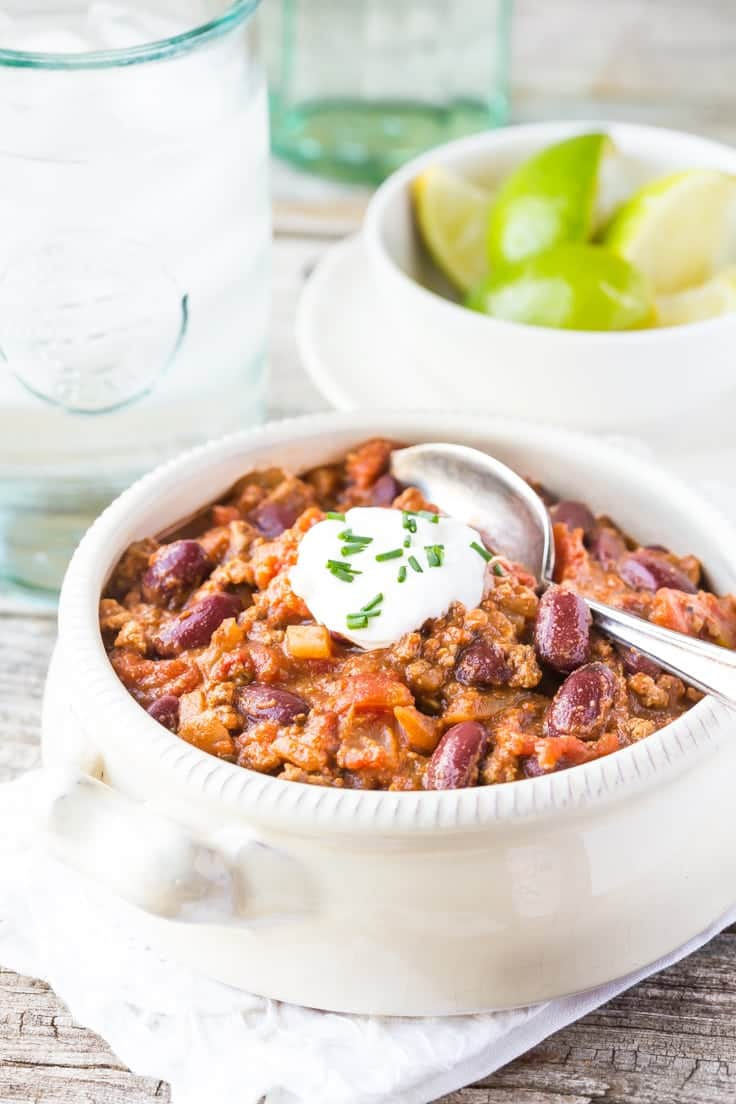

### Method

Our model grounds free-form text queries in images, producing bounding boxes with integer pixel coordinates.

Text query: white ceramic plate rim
[296,234,372,411]
[363,119,736,344]
[58,410,736,833]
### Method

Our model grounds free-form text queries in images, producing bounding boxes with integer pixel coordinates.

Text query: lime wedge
[412,165,493,293]
[466,243,653,332]
[487,133,612,267]
[601,169,736,294]
[655,267,736,326]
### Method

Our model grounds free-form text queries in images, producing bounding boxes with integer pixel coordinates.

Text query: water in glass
[0,0,269,596]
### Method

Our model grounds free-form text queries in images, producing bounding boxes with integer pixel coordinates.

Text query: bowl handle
[37,768,314,924]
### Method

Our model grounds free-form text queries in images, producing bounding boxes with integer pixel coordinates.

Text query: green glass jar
[263,0,512,184]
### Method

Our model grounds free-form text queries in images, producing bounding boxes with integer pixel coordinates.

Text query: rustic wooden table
[3,2,736,1099]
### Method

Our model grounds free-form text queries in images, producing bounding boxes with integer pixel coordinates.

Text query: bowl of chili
[44,410,736,1015]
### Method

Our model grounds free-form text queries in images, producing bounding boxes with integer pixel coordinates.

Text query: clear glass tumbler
[0,0,270,598]
[264,0,512,184]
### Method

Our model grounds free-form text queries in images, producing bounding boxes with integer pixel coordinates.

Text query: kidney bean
[550,500,595,538]
[616,645,662,680]
[154,592,241,656]
[619,549,697,594]
[147,694,180,732]
[455,639,511,686]
[589,527,627,570]
[425,721,489,790]
[236,683,310,725]
[545,663,616,740]
[370,473,402,506]
[249,501,300,539]
[142,540,210,606]
[534,587,592,673]
[618,556,659,591]
[522,754,571,778]
[522,754,545,778]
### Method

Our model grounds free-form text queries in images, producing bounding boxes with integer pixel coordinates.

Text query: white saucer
[296,234,736,514]
[297,233,452,413]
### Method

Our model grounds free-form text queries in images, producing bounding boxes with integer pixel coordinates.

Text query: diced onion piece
[394,705,440,754]
[285,624,332,660]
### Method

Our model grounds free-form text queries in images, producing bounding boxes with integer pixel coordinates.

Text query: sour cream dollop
[289,507,488,650]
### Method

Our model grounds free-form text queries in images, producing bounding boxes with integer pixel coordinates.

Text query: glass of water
[264,0,512,184]
[0,0,270,599]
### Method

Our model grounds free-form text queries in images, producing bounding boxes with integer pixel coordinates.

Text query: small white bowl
[42,411,736,1016]
[363,121,736,435]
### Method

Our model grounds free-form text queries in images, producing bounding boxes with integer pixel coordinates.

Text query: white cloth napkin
[0,777,734,1104]
[1,448,734,1104]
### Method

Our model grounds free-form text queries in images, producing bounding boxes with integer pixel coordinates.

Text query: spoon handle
[584,596,736,710]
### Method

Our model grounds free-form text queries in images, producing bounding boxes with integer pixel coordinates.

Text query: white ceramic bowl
[363,121,736,436]
[45,411,736,1016]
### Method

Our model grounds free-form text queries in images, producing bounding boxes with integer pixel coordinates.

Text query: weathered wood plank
[3,934,736,1104]
[0,615,54,784]
[0,970,169,1103]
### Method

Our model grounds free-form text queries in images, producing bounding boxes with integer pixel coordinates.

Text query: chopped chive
[346,609,382,629]
[375,548,403,562]
[327,512,346,521]
[492,562,505,577]
[408,555,423,574]
[326,559,362,583]
[397,565,407,583]
[341,545,367,556]
[425,544,444,568]
[470,541,492,563]
[326,559,361,572]
[402,512,417,533]
[361,593,384,612]
[338,528,372,545]
[403,536,412,548]
[405,509,440,524]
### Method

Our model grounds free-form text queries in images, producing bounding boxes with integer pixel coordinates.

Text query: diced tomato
[553,522,588,583]
[651,590,736,648]
[345,438,393,489]
[535,729,620,771]
[110,650,200,708]
[334,673,413,713]
[211,505,242,526]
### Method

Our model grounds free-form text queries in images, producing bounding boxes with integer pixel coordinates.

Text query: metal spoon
[391,442,736,709]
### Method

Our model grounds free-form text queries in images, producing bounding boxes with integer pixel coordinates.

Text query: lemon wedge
[655,267,736,326]
[412,165,493,293]
[601,169,736,294]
